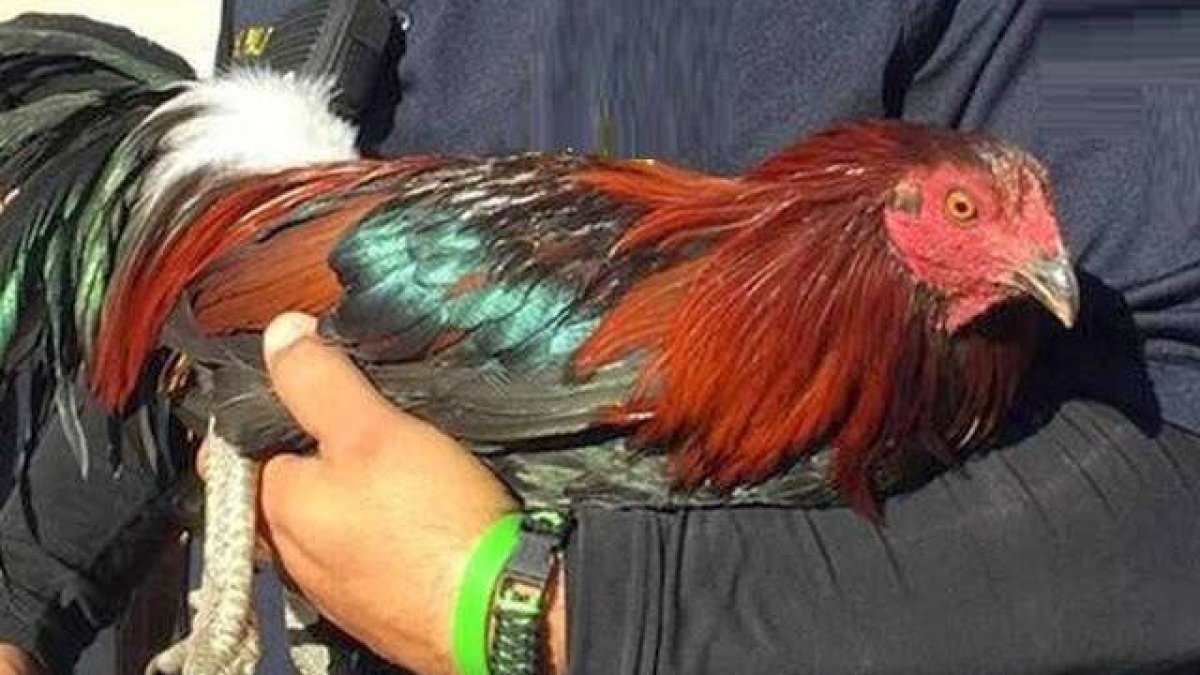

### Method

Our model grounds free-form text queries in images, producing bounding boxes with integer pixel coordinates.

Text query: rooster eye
[944,189,978,224]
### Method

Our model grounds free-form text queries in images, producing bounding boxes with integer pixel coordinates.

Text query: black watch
[489,509,572,675]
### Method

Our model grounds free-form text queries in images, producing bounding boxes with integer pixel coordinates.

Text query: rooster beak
[1011,254,1079,328]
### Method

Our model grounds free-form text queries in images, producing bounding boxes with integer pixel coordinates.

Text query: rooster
[0,16,1078,675]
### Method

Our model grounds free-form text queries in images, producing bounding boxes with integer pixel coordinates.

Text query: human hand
[253,313,566,675]
[0,644,43,675]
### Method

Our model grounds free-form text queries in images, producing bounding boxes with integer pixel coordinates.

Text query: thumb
[263,312,395,453]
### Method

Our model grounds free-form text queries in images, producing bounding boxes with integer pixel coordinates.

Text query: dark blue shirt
[228,1,1200,673]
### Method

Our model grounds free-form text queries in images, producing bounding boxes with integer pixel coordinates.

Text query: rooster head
[879,133,1077,333]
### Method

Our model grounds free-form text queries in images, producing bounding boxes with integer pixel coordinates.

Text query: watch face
[497,578,545,616]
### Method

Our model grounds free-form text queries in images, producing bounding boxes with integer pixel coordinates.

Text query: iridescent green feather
[0,14,192,471]
[333,204,599,368]
[73,124,156,362]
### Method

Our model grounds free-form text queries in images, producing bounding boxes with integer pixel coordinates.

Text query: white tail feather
[142,68,360,199]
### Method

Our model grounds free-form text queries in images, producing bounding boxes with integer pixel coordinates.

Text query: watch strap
[489,510,571,675]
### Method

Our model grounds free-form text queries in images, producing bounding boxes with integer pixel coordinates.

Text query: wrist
[543,563,567,675]
[454,509,572,675]
[455,513,524,675]
[333,519,505,675]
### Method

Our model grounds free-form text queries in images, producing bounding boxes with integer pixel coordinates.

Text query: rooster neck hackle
[576,122,1040,516]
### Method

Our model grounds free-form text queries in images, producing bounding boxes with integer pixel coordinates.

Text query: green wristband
[453,513,523,675]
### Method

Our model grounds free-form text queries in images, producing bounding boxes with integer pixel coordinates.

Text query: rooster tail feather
[134,69,359,206]
[0,15,358,473]
[0,15,192,472]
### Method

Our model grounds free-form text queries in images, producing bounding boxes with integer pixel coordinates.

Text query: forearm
[565,401,1200,674]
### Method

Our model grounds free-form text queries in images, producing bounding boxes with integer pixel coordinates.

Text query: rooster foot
[143,596,260,674]
[146,421,263,675]
[286,589,336,675]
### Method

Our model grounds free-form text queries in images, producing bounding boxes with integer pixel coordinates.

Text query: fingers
[196,441,209,482]
[262,312,395,454]
[259,312,505,516]
[257,450,304,543]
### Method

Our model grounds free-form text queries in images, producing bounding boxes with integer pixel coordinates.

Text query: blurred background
[0,1,221,76]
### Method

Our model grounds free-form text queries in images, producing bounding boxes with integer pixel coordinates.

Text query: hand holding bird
[252,312,561,675]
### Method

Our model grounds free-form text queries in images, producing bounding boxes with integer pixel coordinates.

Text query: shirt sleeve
[565,400,1200,674]
[0,379,188,674]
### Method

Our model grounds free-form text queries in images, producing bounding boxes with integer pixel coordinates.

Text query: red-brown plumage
[576,121,1051,516]
[91,159,438,410]
[191,192,394,333]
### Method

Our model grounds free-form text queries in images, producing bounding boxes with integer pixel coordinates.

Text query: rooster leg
[285,589,336,675]
[146,422,262,675]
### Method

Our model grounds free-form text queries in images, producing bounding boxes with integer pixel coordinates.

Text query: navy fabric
[1038,2,1200,439]
[0,392,186,674]
[0,1,1195,673]
[570,401,1200,675]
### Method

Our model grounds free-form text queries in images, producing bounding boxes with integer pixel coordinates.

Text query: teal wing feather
[324,154,652,443]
